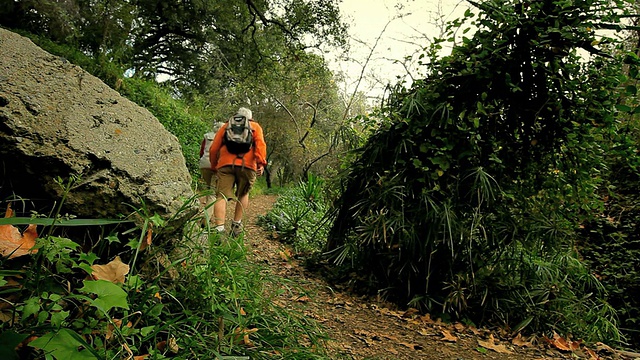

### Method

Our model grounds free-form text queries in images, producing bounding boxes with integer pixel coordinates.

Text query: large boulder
[0,28,196,232]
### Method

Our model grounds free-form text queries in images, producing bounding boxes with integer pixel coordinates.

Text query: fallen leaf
[234,327,258,347]
[453,322,466,332]
[550,332,581,352]
[585,347,600,360]
[133,355,149,360]
[91,256,130,284]
[5,204,13,218]
[594,342,615,353]
[167,337,179,353]
[139,228,152,251]
[400,342,423,350]
[478,334,513,354]
[296,296,311,303]
[0,206,38,259]
[417,328,434,336]
[279,248,293,261]
[512,333,533,347]
[418,313,434,324]
[440,329,458,342]
[402,308,419,318]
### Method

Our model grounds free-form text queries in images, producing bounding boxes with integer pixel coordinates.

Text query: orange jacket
[209,120,267,171]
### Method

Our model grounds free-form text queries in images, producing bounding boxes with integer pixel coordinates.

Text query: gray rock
[0,28,196,231]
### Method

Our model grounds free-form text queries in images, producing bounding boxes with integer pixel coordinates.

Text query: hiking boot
[230,221,244,237]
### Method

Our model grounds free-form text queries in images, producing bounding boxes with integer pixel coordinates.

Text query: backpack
[224,115,253,155]
[198,131,217,169]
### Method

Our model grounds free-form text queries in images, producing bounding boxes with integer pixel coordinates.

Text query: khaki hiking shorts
[216,165,257,200]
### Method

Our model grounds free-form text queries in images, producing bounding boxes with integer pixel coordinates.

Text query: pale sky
[331,0,471,101]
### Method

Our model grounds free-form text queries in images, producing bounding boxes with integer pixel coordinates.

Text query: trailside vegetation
[0,179,328,359]
[327,0,639,345]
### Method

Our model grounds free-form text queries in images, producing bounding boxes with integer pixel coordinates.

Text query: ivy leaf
[79,280,129,313]
[50,310,70,327]
[625,85,637,96]
[78,252,99,265]
[22,297,40,320]
[615,104,631,112]
[29,328,97,360]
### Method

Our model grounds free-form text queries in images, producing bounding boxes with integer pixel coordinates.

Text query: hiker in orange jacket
[209,107,267,237]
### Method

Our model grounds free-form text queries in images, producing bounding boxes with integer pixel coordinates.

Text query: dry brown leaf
[478,334,513,354]
[418,313,434,323]
[133,355,149,360]
[551,332,581,352]
[453,322,466,332]
[139,228,152,251]
[417,328,434,336]
[468,326,481,336]
[585,347,600,360]
[512,333,533,347]
[440,329,458,342]
[278,248,293,261]
[242,334,253,347]
[91,256,130,284]
[402,308,419,318]
[233,327,258,347]
[296,295,311,303]
[400,342,423,350]
[594,341,615,353]
[239,307,246,316]
[0,310,15,323]
[156,340,167,352]
[0,218,38,259]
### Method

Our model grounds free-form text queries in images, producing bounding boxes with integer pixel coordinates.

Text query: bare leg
[234,193,249,222]
[213,198,227,227]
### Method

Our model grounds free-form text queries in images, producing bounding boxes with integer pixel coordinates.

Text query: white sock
[215,225,225,232]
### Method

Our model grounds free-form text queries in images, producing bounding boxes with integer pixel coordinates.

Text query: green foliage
[327,0,633,344]
[1,178,328,359]
[258,173,330,255]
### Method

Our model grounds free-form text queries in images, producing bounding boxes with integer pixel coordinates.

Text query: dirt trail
[241,195,625,360]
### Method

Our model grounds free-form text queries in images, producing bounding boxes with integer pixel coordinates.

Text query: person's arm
[199,138,206,158]
[252,123,267,173]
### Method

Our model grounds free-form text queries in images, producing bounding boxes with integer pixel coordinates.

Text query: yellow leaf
[167,337,179,354]
[91,256,130,284]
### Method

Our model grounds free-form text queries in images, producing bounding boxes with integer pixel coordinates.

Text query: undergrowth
[257,173,330,256]
[0,179,328,359]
